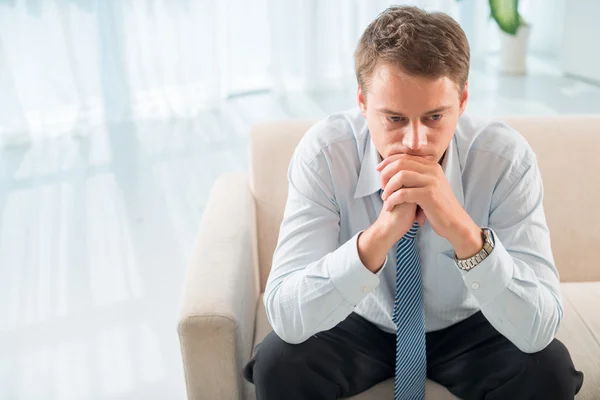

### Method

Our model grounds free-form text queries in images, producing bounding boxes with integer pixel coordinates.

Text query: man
[243,6,584,400]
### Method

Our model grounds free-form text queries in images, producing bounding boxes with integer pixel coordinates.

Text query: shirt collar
[353,132,465,208]
[354,135,383,199]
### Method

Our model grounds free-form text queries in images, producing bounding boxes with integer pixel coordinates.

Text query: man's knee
[251,333,302,386]
[524,340,583,398]
[244,331,327,395]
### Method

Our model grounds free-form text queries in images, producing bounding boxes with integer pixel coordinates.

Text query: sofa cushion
[500,116,600,282]
[555,282,600,399]
[250,283,599,399]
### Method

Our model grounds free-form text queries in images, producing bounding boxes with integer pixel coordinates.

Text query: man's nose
[402,122,427,150]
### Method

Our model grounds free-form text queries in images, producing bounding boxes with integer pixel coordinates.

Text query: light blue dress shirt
[264,108,562,353]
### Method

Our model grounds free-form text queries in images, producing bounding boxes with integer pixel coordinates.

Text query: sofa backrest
[249,115,600,290]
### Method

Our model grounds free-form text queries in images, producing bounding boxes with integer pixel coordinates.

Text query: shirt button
[471,282,480,290]
[362,286,372,293]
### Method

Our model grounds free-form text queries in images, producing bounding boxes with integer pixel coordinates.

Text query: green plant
[458,0,524,36]
[489,0,523,35]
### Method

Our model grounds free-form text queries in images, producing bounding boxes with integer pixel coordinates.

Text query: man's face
[357,63,468,163]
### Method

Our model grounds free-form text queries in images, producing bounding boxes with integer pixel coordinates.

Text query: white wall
[561,0,600,83]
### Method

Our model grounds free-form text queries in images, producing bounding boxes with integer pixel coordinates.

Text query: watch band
[454,228,494,271]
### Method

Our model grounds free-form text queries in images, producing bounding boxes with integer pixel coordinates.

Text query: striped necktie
[393,221,426,399]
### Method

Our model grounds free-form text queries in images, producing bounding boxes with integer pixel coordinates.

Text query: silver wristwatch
[454,228,495,271]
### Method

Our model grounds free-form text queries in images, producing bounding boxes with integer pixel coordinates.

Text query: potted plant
[489,0,530,74]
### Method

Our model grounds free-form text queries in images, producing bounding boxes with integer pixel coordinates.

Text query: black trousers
[243,311,584,400]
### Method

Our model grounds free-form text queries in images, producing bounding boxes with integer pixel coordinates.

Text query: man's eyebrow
[376,105,452,116]
[424,105,452,114]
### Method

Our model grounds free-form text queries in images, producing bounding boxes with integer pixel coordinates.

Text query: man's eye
[428,114,443,121]
[388,116,404,123]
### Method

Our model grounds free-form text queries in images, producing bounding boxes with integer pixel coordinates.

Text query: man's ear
[357,86,368,118]
[458,81,469,116]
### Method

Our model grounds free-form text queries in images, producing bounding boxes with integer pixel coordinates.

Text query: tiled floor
[1,55,600,400]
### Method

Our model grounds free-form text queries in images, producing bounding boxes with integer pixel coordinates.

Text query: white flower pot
[499,24,531,75]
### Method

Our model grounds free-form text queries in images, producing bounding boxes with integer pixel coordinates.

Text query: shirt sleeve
[264,152,387,344]
[460,160,562,353]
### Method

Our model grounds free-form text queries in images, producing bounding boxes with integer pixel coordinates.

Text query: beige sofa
[178,115,600,400]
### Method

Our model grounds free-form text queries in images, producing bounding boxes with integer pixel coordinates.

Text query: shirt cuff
[326,231,386,305]
[460,228,514,305]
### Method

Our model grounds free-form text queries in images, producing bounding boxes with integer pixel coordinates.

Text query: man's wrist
[357,224,394,273]
[449,220,484,259]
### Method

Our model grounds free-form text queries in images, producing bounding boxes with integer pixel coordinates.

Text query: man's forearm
[266,232,383,344]
[460,235,562,353]
[446,217,561,353]
[357,224,394,273]
[479,284,561,353]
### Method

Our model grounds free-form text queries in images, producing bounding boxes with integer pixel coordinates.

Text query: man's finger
[381,170,429,201]
[376,153,430,172]
[380,158,430,189]
[383,187,429,211]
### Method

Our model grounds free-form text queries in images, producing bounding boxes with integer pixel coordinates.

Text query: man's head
[355,6,470,163]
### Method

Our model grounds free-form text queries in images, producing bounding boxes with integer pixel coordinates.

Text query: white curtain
[0,0,563,146]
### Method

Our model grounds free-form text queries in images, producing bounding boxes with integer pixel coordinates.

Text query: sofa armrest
[178,173,260,400]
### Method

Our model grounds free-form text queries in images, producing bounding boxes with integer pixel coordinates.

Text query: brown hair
[355,5,470,95]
